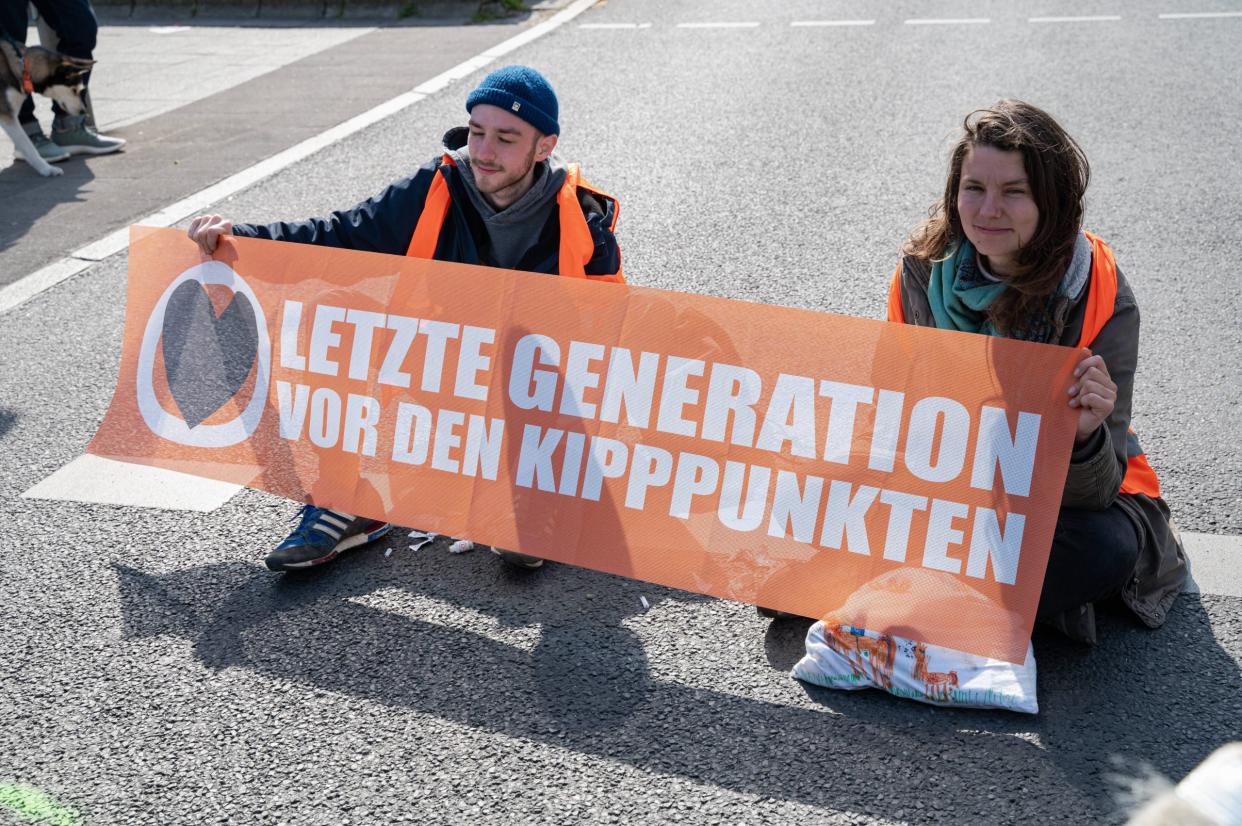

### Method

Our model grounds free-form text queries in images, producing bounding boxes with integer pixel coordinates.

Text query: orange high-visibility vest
[887,233,1161,498]
[405,155,624,283]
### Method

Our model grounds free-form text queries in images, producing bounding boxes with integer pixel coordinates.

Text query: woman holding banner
[887,99,1185,642]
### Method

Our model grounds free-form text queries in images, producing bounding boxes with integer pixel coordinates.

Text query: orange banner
[91,226,1082,662]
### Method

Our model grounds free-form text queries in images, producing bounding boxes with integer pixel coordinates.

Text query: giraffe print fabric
[793,622,1038,714]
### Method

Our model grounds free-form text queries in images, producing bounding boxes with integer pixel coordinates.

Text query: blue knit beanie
[466,65,560,136]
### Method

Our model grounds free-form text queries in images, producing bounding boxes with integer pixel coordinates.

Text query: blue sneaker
[264,505,391,572]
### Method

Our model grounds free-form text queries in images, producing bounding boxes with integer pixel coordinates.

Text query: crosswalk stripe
[1181,532,1242,599]
[19,461,1240,599]
[21,454,241,512]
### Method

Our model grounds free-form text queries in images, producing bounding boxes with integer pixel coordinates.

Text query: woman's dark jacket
[894,251,1186,642]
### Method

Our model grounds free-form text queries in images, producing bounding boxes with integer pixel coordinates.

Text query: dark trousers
[0,0,98,124]
[1036,503,1142,618]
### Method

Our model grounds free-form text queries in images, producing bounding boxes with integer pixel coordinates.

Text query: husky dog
[0,35,93,177]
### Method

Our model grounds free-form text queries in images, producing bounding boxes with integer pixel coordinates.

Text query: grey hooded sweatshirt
[446,146,568,270]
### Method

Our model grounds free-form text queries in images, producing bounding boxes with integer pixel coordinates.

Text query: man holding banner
[186,65,624,573]
[105,161,1082,665]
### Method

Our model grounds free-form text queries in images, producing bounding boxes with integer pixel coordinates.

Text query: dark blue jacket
[233,127,621,276]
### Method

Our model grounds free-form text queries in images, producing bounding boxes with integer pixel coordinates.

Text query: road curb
[92,0,566,22]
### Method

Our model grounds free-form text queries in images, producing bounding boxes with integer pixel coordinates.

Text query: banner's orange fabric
[91,227,1082,663]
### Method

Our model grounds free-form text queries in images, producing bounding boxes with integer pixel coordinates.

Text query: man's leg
[31,0,125,155]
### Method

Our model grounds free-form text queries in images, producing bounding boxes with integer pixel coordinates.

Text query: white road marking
[904,18,991,25]
[28,26,379,135]
[791,20,876,27]
[0,258,92,316]
[676,21,761,29]
[414,54,493,95]
[0,0,604,317]
[21,454,1242,597]
[0,89,426,316]
[579,22,652,29]
[1181,532,1242,599]
[1029,15,1121,23]
[1159,11,1242,19]
[21,454,242,512]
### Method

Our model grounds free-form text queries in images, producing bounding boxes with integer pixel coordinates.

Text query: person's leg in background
[0,3,30,51]
[1,1,72,166]
[29,0,125,156]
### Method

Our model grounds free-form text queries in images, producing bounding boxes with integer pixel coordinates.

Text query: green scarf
[926,239,1007,336]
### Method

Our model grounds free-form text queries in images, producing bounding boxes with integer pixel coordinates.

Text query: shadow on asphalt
[0,408,17,441]
[0,161,95,258]
[113,548,1241,823]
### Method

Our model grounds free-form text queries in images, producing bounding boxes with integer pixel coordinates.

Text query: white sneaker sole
[58,141,125,157]
[270,523,392,571]
[14,151,69,165]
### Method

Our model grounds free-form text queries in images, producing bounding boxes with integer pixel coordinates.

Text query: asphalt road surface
[2,1,1240,823]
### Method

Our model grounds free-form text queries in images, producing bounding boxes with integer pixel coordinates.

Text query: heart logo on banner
[161,280,259,429]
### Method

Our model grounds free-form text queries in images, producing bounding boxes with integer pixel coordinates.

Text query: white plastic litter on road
[448,539,476,554]
[408,530,439,551]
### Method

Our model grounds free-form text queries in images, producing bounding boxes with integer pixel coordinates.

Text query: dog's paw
[38,165,65,178]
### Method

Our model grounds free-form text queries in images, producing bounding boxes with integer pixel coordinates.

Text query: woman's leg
[1036,503,1142,618]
